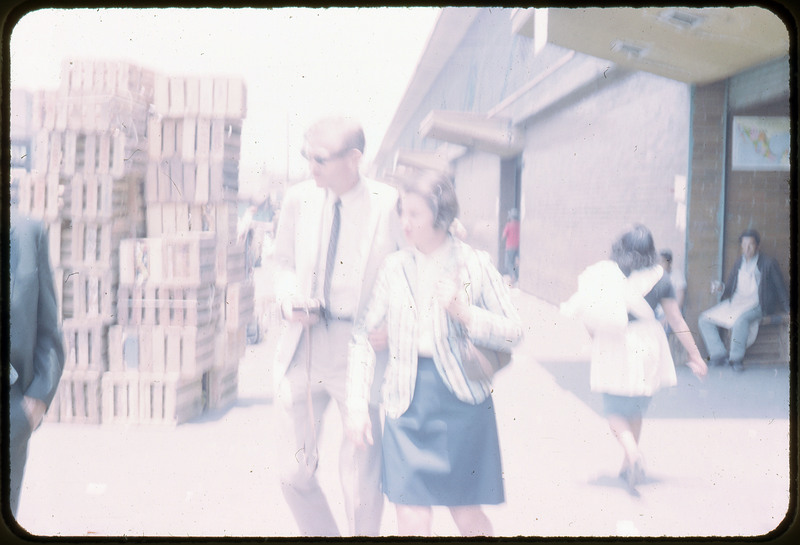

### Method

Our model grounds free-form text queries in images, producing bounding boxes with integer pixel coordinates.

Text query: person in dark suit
[698,229,790,371]
[8,206,65,517]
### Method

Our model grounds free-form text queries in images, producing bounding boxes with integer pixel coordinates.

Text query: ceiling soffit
[519,7,789,85]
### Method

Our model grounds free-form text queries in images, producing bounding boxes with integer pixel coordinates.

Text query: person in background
[270,116,403,536]
[659,249,686,311]
[501,208,520,284]
[698,229,789,372]
[655,249,689,364]
[346,169,523,536]
[561,224,707,493]
[8,199,66,518]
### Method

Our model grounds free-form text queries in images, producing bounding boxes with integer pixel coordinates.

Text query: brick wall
[518,69,691,304]
[684,78,791,345]
[454,151,502,258]
[684,81,728,330]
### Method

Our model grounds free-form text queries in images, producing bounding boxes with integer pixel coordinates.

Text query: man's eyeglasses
[301,147,352,166]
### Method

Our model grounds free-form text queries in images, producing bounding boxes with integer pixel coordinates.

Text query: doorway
[499,155,522,284]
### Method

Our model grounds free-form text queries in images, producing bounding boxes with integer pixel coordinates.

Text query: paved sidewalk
[5,290,793,540]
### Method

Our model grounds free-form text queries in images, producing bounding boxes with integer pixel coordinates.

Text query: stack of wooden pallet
[104,72,251,424]
[15,60,154,424]
[14,59,251,426]
[105,233,220,424]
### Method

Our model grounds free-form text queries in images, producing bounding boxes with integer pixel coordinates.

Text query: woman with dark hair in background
[561,224,707,493]
[346,169,523,535]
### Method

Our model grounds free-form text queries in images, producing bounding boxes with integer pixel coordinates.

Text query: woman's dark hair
[396,169,460,231]
[611,224,657,277]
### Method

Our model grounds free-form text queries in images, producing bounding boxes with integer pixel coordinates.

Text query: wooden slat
[205,366,239,411]
[61,318,109,371]
[198,77,214,117]
[184,78,200,117]
[181,116,196,162]
[226,78,247,119]
[51,369,103,424]
[169,77,185,117]
[101,371,205,425]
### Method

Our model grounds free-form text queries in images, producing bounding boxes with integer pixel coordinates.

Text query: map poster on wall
[731,116,791,171]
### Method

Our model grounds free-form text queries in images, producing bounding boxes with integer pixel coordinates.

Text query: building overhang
[511,7,789,85]
[393,148,454,172]
[420,110,524,158]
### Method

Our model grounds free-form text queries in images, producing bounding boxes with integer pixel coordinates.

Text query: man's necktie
[323,198,341,314]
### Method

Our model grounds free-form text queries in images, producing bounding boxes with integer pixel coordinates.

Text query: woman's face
[400,192,440,250]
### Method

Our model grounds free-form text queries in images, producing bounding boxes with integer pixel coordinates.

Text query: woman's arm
[661,298,707,378]
[445,250,523,350]
[346,261,393,448]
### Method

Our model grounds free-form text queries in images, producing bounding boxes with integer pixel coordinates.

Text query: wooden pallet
[15,171,61,222]
[68,173,131,221]
[151,76,246,119]
[62,131,123,178]
[204,366,239,411]
[116,283,218,327]
[216,239,247,286]
[31,89,58,132]
[115,284,156,325]
[209,160,239,201]
[59,59,154,103]
[145,155,195,203]
[215,324,246,370]
[45,368,103,424]
[146,202,214,236]
[110,130,149,179]
[225,280,255,331]
[58,266,118,322]
[107,323,216,378]
[61,318,110,372]
[68,219,126,268]
[118,233,217,286]
[101,371,205,426]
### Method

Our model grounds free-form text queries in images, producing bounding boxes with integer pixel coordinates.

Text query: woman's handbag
[458,334,512,382]
[453,244,513,382]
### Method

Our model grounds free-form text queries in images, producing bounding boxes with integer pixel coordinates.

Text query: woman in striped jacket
[346,169,523,536]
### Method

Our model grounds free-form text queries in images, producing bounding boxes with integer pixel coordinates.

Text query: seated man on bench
[699,229,790,372]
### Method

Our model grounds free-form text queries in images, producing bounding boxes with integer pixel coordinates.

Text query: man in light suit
[271,117,403,536]
[7,205,65,518]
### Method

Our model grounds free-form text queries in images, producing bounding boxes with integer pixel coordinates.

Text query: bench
[741,314,791,367]
[669,314,790,368]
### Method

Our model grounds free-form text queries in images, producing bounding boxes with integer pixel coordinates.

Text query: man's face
[302,129,357,192]
[741,236,759,260]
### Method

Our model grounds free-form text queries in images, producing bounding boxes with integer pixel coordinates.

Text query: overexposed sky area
[10,7,440,195]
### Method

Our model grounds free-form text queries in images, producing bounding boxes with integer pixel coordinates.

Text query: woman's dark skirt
[382,357,504,506]
[602,393,652,419]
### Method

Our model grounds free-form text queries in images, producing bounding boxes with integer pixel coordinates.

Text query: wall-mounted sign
[731,116,790,171]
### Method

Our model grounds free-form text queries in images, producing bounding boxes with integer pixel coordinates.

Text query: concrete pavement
[6,289,794,540]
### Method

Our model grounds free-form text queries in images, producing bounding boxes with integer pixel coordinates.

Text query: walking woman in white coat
[561,224,707,493]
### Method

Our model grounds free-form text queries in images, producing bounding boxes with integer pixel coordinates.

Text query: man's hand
[281,299,322,326]
[22,396,47,431]
[345,408,374,450]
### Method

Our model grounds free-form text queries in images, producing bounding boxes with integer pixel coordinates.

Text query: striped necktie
[323,198,341,314]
